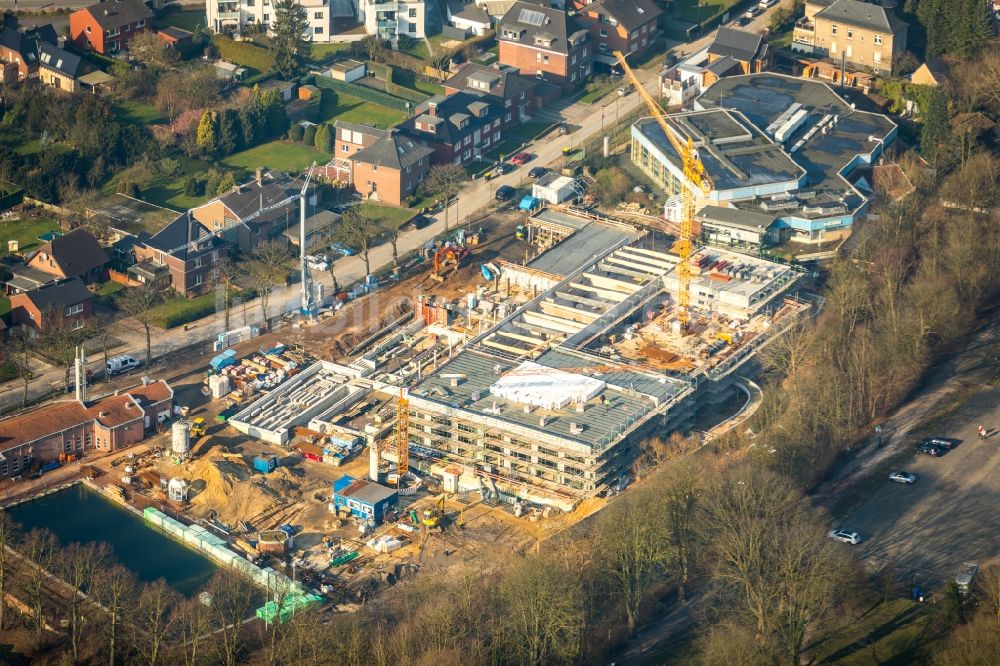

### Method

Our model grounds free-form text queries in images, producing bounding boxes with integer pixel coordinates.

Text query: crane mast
[613,51,712,328]
[299,162,317,317]
[396,387,409,487]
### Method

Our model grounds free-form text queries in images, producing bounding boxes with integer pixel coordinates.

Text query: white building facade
[362,0,428,42]
[207,0,334,42]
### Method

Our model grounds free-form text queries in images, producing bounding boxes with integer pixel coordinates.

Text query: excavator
[431,245,470,282]
[421,495,446,528]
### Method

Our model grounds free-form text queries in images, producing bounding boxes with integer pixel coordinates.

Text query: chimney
[570,422,582,435]
[575,403,584,413]
[539,416,547,427]
[256,167,265,185]
[427,101,437,117]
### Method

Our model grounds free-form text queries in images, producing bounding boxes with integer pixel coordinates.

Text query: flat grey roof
[528,219,640,275]
[412,350,669,452]
[634,110,805,191]
[697,205,776,232]
[696,74,896,217]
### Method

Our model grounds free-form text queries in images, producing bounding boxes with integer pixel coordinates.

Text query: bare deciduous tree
[176,594,214,666]
[58,541,109,663]
[8,327,34,407]
[249,240,290,330]
[208,568,258,666]
[17,528,59,649]
[427,164,465,233]
[340,207,381,279]
[133,579,181,665]
[119,285,162,368]
[92,563,137,666]
[0,512,21,630]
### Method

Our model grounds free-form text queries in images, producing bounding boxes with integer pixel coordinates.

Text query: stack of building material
[209,374,231,399]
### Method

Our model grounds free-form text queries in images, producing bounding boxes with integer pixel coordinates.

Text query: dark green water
[7,484,218,595]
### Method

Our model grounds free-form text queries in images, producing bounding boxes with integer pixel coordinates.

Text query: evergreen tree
[239,97,264,149]
[302,124,317,146]
[216,171,237,195]
[956,0,992,58]
[196,111,217,155]
[272,0,311,79]
[217,108,240,156]
[288,122,304,141]
[920,89,951,166]
[262,89,287,137]
[314,123,334,153]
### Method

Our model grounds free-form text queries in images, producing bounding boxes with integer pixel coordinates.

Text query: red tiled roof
[125,380,173,405]
[87,394,143,428]
[0,401,92,450]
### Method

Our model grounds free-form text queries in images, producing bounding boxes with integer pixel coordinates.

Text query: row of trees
[195,88,288,158]
[904,0,993,59]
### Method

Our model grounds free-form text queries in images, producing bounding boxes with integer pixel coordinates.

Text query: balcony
[377,19,398,30]
[217,11,240,20]
[369,1,399,10]
[794,18,814,32]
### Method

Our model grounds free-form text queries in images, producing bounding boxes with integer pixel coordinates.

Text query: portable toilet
[253,454,279,474]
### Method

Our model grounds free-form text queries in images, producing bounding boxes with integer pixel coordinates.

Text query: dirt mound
[184,446,305,527]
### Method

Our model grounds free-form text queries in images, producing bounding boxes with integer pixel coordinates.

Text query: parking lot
[841,383,1000,587]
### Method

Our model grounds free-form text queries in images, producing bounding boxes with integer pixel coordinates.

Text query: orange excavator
[431,245,470,281]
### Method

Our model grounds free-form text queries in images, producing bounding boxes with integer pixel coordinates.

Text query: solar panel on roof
[518,8,546,25]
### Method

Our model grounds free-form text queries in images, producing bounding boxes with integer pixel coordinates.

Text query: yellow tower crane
[396,387,408,488]
[613,51,713,328]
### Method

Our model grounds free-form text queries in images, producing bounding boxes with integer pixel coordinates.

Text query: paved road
[837,315,1000,589]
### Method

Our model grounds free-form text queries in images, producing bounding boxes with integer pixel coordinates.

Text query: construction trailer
[332,475,398,525]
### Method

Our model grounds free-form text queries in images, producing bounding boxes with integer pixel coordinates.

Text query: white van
[107,355,141,376]
[759,0,778,8]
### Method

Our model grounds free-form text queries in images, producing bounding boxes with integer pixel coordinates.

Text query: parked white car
[828,530,862,545]
[306,254,330,272]
[889,471,917,484]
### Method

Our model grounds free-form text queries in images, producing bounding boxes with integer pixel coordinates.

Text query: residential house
[911,57,949,87]
[0,379,173,478]
[38,41,93,92]
[448,2,492,36]
[444,63,538,127]
[23,228,108,284]
[792,0,907,74]
[362,0,429,42]
[131,213,230,295]
[497,2,592,87]
[187,171,303,253]
[659,29,770,107]
[572,0,662,63]
[324,122,433,205]
[403,91,504,166]
[70,0,153,55]
[705,27,771,75]
[0,23,57,83]
[10,278,95,332]
[207,0,333,42]
[350,130,434,205]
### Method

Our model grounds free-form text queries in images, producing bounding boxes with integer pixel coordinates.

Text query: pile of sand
[184,446,305,526]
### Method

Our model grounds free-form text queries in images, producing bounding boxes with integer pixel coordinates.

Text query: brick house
[444,63,538,127]
[70,0,152,55]
[132,213,230,296]
[188,173,302,253]
[572,0,661,63]
[38,42,93,92]
[0,23,57,83]
[323,122,433,206]
[497,2,592,88]
[403,91,506,166]
[24,228,108,284]
[792,0,908,74]
[0,379,173,478]
[10,278,95,332]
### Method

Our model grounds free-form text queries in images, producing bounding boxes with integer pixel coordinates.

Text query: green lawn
[511,121,555,142]
[0,217,60,254]
[310,43,352,65]
[579,80,616,104]
[402,40,431,62]
[318,93,408,129]
[0,295,10,318]
[222,140,331,173]
[152,7,205,32]
[359,202,416,230]
[148,292,217,329]
[94,280,124,298]
[809,597,946,664]
[114,156,212,211]
[675,0,740,23]
[113,100,167,125]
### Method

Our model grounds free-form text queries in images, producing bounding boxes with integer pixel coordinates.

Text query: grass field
[0,217,61,254]
[318,93,409,129]
[579,80,616,104]
[675,0,740,23]
[148,292,217,329]
[0,296,10,318]
[359,202,416,230]
[222,140,330,173]
[483,140,523,163]
[511,121,555,142]
[113,100,167,125]
[153,8,206,32]
[310,43,352,65]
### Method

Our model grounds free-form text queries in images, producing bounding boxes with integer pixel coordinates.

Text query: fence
[108,268,141,287]
[0,182,23,212]
[312,74,411,111]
